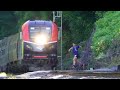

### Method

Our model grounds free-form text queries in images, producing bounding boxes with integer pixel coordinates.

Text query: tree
[0,11,18,39]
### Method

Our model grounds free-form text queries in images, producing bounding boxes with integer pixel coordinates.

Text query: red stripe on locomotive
[51,22,58,42]
[22,21,30,41]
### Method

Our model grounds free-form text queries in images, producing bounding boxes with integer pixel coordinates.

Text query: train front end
[22,20,58,64]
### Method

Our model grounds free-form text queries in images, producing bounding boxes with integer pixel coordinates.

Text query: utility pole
[53,11,63,70]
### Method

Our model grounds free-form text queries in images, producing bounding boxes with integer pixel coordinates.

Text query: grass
[0,72,16,79]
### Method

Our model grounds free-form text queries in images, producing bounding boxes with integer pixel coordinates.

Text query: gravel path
[1,69,120,79]
[14,70,120,79]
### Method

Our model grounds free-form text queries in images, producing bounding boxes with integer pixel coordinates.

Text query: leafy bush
[92,11,120,57]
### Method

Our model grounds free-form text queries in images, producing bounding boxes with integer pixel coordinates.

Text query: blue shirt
[72,46,80,55]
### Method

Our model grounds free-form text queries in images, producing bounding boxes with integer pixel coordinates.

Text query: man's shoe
[72,65,76,68]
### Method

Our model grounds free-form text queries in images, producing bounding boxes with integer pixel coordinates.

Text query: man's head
[72,43,76,46]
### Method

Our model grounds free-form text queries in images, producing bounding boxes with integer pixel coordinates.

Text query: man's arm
[68,47,73,52]
[78,43,82,48]
[79,45,81,48]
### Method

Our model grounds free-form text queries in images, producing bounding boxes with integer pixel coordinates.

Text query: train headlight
[25,44,33,50]
[34,34,48,45]
[26,45,32,49]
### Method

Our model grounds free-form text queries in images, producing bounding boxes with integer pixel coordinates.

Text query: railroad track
[11,70,120,79]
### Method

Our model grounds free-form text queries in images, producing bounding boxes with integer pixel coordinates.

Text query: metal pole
[52,11,63,70]
[61,11,63,70]
[53,11,55,22]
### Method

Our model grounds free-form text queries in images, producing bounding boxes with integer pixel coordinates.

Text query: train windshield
[29,26,52,42]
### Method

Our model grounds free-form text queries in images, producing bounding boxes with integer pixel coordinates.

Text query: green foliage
[0,11,18,39]
[95,11,106,20]
[108,56,120,68]
[92,11,120,57]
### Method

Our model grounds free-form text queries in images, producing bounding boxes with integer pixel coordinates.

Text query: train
[22,20,58,69]
[0,20,59,72]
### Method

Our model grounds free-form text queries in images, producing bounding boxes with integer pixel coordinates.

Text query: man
[68,43,81,68]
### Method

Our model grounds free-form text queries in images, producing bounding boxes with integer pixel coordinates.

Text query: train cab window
[29,26,52,42]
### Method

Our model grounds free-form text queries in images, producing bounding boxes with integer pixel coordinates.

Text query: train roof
[23,20,53,27]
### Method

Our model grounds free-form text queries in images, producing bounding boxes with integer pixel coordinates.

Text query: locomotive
[0,20,59,72]
[22,20,58,69]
